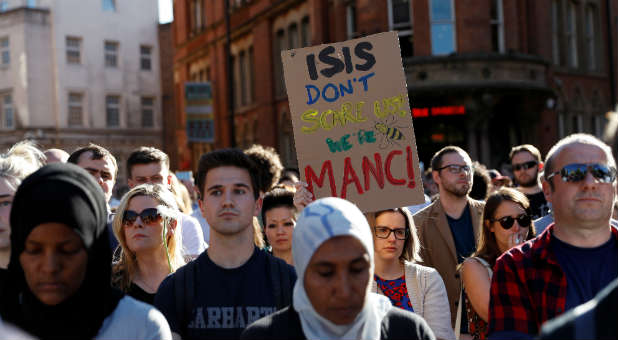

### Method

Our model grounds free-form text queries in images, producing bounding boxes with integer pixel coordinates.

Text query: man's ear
[198,198,206,218]
[254,195,263,217]
[432,171,441,187]
[542,179,552,203]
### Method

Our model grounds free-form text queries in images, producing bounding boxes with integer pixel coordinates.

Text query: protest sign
[282,31,425,212]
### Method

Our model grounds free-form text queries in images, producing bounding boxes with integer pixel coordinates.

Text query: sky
[158,0,173,24]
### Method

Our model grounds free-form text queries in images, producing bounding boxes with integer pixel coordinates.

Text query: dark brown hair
[126,147,169,178]
[196,148,259,200]
[68,143,118,179]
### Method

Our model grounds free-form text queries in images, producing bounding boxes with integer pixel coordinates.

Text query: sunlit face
[489,200,530,253]
[77,152,115,203]
[511,151,539,188]
[434,152,473,197]
[544,143,617,228]
[264,207,295,254]
[0,177,16,250]
[372,211,406,262]
[128,162,170,188]
[19,223,88,305]
[198,166,258,236]
[304,236,370,325]
[123,195,166,254]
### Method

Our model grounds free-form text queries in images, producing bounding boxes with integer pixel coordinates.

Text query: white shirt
[191,207,210,244]
[96,296,171,340]
[178,213,207,256]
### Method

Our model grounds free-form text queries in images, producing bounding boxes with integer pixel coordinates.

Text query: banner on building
[185,82,215,143]
[281,31,425,212]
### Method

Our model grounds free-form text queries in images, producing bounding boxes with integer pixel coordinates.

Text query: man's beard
[442,181,471,198]
[517,172,538,188]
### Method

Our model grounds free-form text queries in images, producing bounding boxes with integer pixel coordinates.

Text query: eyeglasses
[435,164,471,174]
[490,214,531,229]
[546,163,617,184]
[374,226,408,240]
[512,161,538,171]
[122,208,162,226]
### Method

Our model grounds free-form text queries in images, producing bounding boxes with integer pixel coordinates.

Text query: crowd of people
[0,132,615,339]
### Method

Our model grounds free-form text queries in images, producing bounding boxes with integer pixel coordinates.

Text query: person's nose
[222,190,234,208]
[334,271,353,300]
[276,225,286,235]
[580,170,599,190]
[41,252,61,275]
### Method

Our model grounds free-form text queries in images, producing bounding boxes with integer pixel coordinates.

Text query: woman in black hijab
[0,163,171,339]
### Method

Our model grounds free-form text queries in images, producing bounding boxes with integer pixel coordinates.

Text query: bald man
[44,148,69,163]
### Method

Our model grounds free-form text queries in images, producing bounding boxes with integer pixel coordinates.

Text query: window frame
[584,4,599,71]
[105,95,121,127]
[66,36,82,65]
[566,0,579,68]
[141,96,155,128]
[490,0,505,53]
[551,0,562,65]
[68,92,84,127]
[102,0,116,12]
[0,36,9,66]
[429,0,456,56]
[104,40,119,68]
[140,45,152,71]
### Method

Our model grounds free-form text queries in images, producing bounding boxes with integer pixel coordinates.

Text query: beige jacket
[413,197,485,328]
[371,262,456,340]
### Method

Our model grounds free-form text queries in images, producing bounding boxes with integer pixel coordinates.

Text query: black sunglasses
[123,208,162,226]
[490,214,531,229]
[374,226,408,240]
[512,161,538,171]
[546,163,617,184]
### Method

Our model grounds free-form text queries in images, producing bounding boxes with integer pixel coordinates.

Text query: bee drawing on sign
[373,115,409,149]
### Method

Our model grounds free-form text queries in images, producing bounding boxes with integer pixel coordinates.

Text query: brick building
[170,0,618,170]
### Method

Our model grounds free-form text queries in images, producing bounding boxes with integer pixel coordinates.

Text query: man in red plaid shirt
[488,134,618,339]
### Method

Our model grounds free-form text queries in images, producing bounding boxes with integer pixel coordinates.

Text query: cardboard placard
[282,31,425,212]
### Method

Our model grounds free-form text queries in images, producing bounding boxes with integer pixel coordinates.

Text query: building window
[572,114,583,133]
[551,0,562,65]
[301,17,311,47]
[558,112,565,138]
[585,5,598,71]
[1,93,13,129]
[490,0,504,52]
[389,0,413,58]
[231,55,240,109]
[27,0,36,8]
[1,37,8,66]
[248,47,255,103]
[288,23,299,50]
[68,92,83,127]
[189,0,205,34]
[274,29,286,97]
[0,1,7,12]
[102,0,115,11]
[593,115,604,138]
[66,36,82,64]
[566,1,578,68]
[430,0,455,55]
[140,45,152,70]
[346,3,357,39]
[104,41,118,68]
[239,50,248,106]
[106,95,120,127]
[141,97,154,127]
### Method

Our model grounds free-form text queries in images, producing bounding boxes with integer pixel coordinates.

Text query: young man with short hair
[127,147,206,257]
[510,144,550,220]
[154,149,296,340]
[413,146,485,332]
[489,134,618,339]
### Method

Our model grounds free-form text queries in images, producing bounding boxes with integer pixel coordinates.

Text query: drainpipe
[225,0,236,147]
[606,0,616,108]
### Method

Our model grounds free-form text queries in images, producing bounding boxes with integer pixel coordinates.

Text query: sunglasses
[435,164,471,174]
[122,208,162,226]
[546,163,617,184]
[490,214,531,229]
[512,161,538,171]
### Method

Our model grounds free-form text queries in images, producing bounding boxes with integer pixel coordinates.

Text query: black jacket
[240,304,435,340]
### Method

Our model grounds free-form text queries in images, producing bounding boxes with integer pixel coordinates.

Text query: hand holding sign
[282,32,425,212]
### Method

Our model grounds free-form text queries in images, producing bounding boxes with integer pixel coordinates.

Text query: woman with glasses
[365,208,455,340]
[459,188,536,339]
[261,187,296,265]
[112,183,186,305]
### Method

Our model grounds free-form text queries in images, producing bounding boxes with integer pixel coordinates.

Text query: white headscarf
[292,197,392,340]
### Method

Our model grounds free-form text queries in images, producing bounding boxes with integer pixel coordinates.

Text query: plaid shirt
[488,223,618,336]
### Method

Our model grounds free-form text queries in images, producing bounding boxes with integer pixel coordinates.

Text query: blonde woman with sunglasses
[112,184,186,304]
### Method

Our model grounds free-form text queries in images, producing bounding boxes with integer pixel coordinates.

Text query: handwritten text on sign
[282,32,425,212]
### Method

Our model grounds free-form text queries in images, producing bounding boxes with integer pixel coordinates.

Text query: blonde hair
[169,172,193,214]
[0,140,45,191]
[111,183,185,292]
